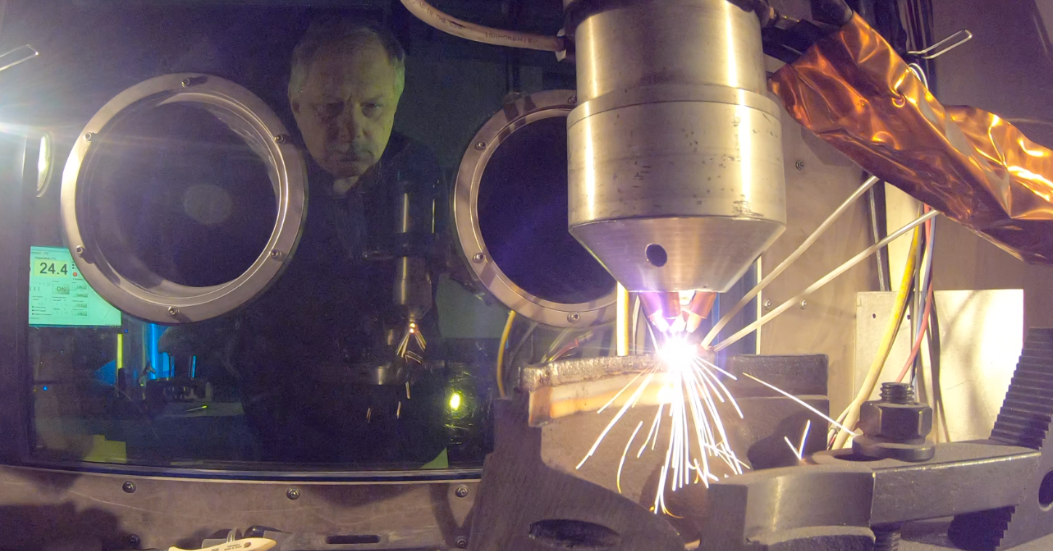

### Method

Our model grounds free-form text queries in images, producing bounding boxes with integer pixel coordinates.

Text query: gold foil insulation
[770,15,1053,264]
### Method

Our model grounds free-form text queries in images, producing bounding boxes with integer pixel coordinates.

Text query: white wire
[702,176,881,348]
[399,0,565,52]
[712,210,939,352]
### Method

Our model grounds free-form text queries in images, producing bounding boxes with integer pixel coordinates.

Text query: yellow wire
[496,310,516,399]
[833,225,922,449]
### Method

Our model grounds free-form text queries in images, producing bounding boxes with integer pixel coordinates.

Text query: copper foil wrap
[770,15,1053,264]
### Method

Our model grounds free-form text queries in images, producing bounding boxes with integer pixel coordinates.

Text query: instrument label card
[29,246,121,327]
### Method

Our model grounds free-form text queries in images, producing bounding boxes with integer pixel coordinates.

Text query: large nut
[858,401,933,443]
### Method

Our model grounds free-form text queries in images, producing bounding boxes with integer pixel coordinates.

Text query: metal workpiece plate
[570,216,784,292]
[61,73,307,324]
[453,90,616,328]
[520,354,665,392]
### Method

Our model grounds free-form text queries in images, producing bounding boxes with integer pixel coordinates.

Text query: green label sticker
[29,246,122,327]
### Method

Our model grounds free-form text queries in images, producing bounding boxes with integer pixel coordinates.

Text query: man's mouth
[329,147,373,164]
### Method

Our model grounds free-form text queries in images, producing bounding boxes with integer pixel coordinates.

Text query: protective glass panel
[1,0,621,472]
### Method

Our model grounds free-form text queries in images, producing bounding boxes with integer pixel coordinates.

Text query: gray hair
[289,19,406,102]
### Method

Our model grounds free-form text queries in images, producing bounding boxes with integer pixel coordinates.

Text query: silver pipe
[565,0,786,293]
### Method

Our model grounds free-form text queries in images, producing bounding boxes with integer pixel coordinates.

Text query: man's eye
[363,103,383,117]
[317,103,343,118]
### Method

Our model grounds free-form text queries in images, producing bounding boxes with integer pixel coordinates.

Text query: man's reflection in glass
[162,19,447,465]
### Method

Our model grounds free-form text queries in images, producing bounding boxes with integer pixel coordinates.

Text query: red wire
[895,282,935,383]
[895,211,936,383]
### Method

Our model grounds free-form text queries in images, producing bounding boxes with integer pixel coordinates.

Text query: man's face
[291,41,400,179]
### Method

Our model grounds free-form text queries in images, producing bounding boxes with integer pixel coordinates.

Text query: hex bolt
[880,382,914,404]
[472,253,485,263]
[122,481,136,493]
[873,523,902,551]
[286,487,300,500]
[455,485,469,498]
[455,536,468,549]
[475,141,487,150]
[854,382,934,461]
[795,160,805,171]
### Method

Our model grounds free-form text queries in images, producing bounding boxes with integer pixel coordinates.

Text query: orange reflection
[770,15,1053,264]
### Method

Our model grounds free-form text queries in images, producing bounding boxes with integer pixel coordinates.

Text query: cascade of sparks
[575,337,856,516]
[575,337,748,515]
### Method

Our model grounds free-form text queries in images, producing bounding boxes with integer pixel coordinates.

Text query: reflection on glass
[36,134,51,196]
[15,5,603,473]
[90,103,277,288]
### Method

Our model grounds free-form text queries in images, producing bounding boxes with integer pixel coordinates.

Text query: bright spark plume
[576,337,748,515]
[397,320,426,364]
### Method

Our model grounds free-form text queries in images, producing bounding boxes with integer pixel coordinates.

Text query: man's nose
[336,105,367,142]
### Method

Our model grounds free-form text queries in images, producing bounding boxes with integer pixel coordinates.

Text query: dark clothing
[246,133,442,367]
[168,133,448,465]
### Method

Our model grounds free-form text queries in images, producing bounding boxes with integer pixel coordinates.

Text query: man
[289,19,405,194]
[164,19,447,464]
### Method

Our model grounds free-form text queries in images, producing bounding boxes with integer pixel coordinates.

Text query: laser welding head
[564,0,787,294]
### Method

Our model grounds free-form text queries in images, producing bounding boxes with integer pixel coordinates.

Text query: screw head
[795,160,805,171]
[269,249,283,260]
[455,485,469,498]
[567,94,577,104]
[286,487,300,500]
[273,134,287,144]
[128,534,141,547]
[122,481,136,493]
[472,253,485,263]
[455,536,468,548]
[83,132,94,142]
[167,306,179,317]
[75,245,85,256]
[567,313,580,323]
[763,299,773,310]
[475,141,487,150]
[800,300,808,309]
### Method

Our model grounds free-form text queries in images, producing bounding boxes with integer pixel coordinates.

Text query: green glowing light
[449,392,462,411]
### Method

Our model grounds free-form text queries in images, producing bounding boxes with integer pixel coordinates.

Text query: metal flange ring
[61,73,307,324]
[453,90,616,328]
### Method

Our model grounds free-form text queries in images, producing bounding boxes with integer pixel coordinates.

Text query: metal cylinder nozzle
[684,291,718,333]
[565,0,787,293]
